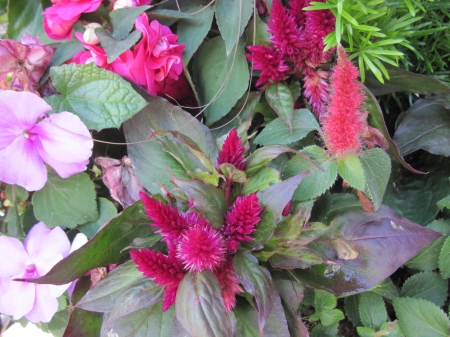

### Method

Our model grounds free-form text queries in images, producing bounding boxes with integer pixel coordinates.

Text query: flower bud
[82,23,102,45]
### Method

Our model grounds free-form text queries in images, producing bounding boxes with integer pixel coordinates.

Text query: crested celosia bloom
[0,91,93,191]
[0,36,53,91]
[43,0,102,40]
[0,222,87,323]
[321,46,367,157]
[131,190,262,311]
[216,128,246,171]
[245,45,290,87]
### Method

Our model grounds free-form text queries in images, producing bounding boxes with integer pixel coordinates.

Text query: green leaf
[46,64,147,130]
[96,28,141,63]
[176,271,236,337]
[110,6,151,40]
[268,246,322,269]
[63,308,102,337]
[345,295,362,327]
[318,309,345,327]
[172,178,227,228]
[437,195,450,211]
[357,326,376,337]
[359,148,391,211]
[254,109,319,145]
[32,171,98,228]
[393,297,450,337]
[215,0,253,55]
[439,236,450,279]
[78,198,117,239]
[368,278,399,300]
[177,6,214,66]
[233,252,276,335]
[242,167,280,195]
[245,145,299,176]
[123,90,218,194]
[358,292,387,329]
[283,145,338,202]
[7,0,44,39]
[27,201,153,285]
[310,323,339,337]
[400,272,448,307]
[265,83,294,131]
[192,37,249,125]
[405,236,446,271]
[394,96,450,157]
[315,289,337,311]
[5,184,28,202]
[337,155,365,190]
[77,261,143,312]
[246,14,270,46]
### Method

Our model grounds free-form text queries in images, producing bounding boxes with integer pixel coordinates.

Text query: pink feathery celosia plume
[221,194,262,252]
[214,259,243,311]
[177,225,226,272]
[302,68,330,117]
[245,45,290,87]
[0,91,93,191]
[216,128,246,170]
[321,45,367,157]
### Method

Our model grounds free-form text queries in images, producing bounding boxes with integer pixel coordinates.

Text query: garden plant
[0,0,450,336]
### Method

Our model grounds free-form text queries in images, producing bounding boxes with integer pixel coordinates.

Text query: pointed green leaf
[192,37,249,125]
[242,167,280,195]
[245,145,298,176]
[63,308,102,337]
[400,272,448,307]
[32,171,98,228]
[78,198,117,239]
[368,278,399,300]
[393,297,450,337]
[268,246,322,269]
[176,271,236,337]
[358,292,387,329]
[359,148,391,211]
[7,0,43,39]
[45,64,147,130]
[265,83,294,131]
[337,155,365,191]
[254,109,319,145]
[110,6,150,40]
[439,236,450,279]
[345,295,362,327]
[96,28,141,63]
[246,13,270,46]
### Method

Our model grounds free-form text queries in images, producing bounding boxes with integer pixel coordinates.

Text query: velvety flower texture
[0,36,53,91]
[0,91,93,191]
[43,0,102,40]
[0,222,87,323]
[216,128,247,171]
[321,46,367,157]
[131,191,262,311]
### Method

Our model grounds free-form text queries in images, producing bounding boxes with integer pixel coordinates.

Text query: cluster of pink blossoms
[131,130,262,311]
[246,0,335,117]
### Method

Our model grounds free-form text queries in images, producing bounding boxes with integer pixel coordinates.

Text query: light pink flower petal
[49,281,71,298]
[25,284,59,323]
[0,273,35,320]
[0,135,47,191]
[24,223,71,265]
[0,237,31,277]
[0,91,51,130]
[70,233,88,254]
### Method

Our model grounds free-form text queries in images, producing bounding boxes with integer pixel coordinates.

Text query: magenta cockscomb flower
[132,191,263,311]
[0,222,87,323]
[216,128,247,170]
[288,0,308,29]
[302,68,330,117]
[245,45,290,87]
[0,91,93,191]
[177,225,226,272]
[130,242,185,311]
[222,194,262,252]
[321,46,367,157]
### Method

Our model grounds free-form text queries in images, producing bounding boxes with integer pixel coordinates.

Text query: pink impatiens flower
[0,222,87,323]
[0,91,93,191]
[131,190,262,311]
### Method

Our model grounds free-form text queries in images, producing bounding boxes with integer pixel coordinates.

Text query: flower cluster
[131,191,262,311]
[246,0,335,116]
[43,0,102,40]
[0,222,87,323]
[321,45,368,157]
[0,36,53,92]
[0,91,93,191]
[216,128,246,171]
[70,13,185,96]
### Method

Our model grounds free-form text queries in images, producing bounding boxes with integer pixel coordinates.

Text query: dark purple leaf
[233,252,276,335]
[365,63,450,96]
[63,308,102,337]
[294,205,442,295]
[364,87,424,174]
[23,202,153,285]
[394,95,450,157]
[175,271,236,337]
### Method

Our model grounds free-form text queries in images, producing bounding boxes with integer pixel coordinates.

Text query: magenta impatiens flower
[0,222,87,323]
[0,91,93,191]
[131,191,263,311]
[321,46,367,157]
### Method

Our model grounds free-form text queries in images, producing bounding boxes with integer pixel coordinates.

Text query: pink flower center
[25,263,37,277]
[22,130,30,138]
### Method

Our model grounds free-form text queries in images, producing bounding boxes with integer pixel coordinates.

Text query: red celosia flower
[302,68,330,117]
[177,225,226,272]
[268,0,302,57]
[321,46,367,157]
[214,259,243,311]
[130,243,185,311]
[216,128,247,170]
[222,194,262,252]
[245,45,290,87]
[288,0,308,29]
